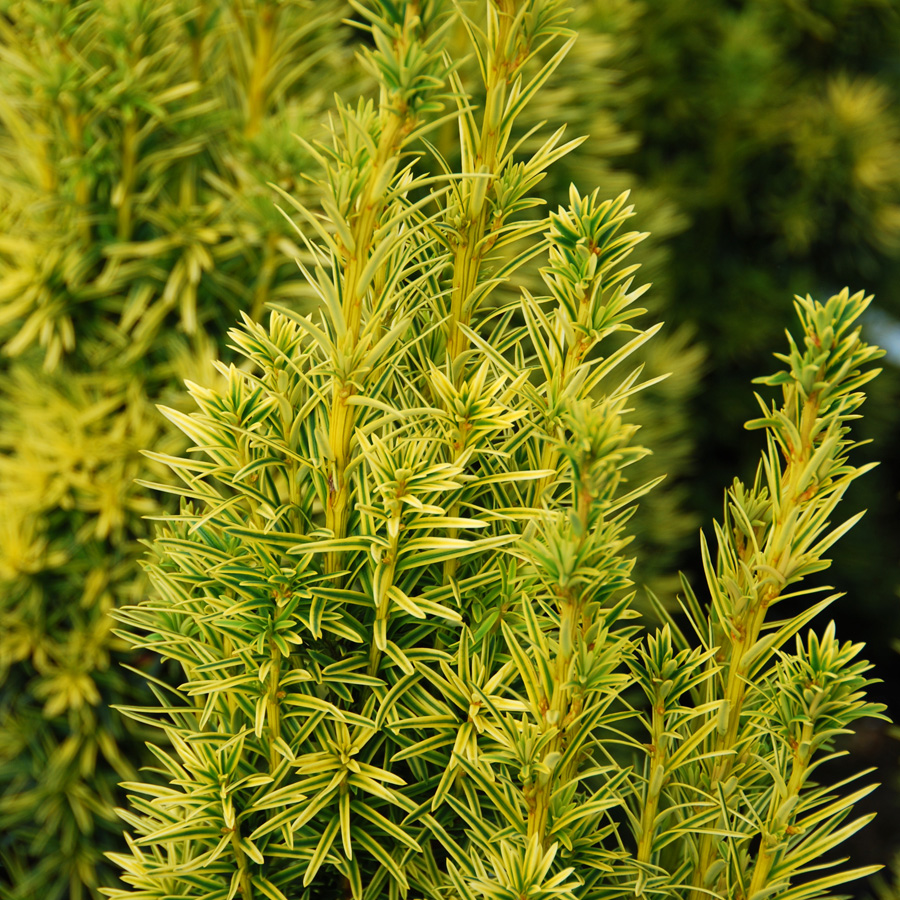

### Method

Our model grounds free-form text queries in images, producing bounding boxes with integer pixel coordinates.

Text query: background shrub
[0,1,353,895]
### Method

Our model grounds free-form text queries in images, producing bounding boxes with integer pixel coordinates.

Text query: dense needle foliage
[106,3,887,899]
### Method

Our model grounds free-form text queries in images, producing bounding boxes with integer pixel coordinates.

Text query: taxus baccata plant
[0,1,352,896]
[106,3,887,899]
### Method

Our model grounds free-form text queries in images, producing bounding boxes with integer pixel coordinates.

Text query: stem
[531,330,594,507]
[324,108,406,578]
[745,723,813,897]
[267,651,282,771]
[637,704,667,865]
[245,3,275,138]
[326,381,357,577]
[341,115,404,338]
[527,785,550,843]
[441,428,471,585]
[529,484,591,848]
[527,595,581,851]
[445,7,515,374]
[368,527,400,676]
[439,4,540,587]
[550,596,578,726]
[230,824,255,900]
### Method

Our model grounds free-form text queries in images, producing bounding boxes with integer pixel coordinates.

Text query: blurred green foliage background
[0,0,897,897]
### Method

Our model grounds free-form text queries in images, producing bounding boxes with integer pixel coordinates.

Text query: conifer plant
[108,2,887,898]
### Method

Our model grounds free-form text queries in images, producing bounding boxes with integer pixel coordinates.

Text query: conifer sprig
[271,0,455,581]
[683,288,886,899]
